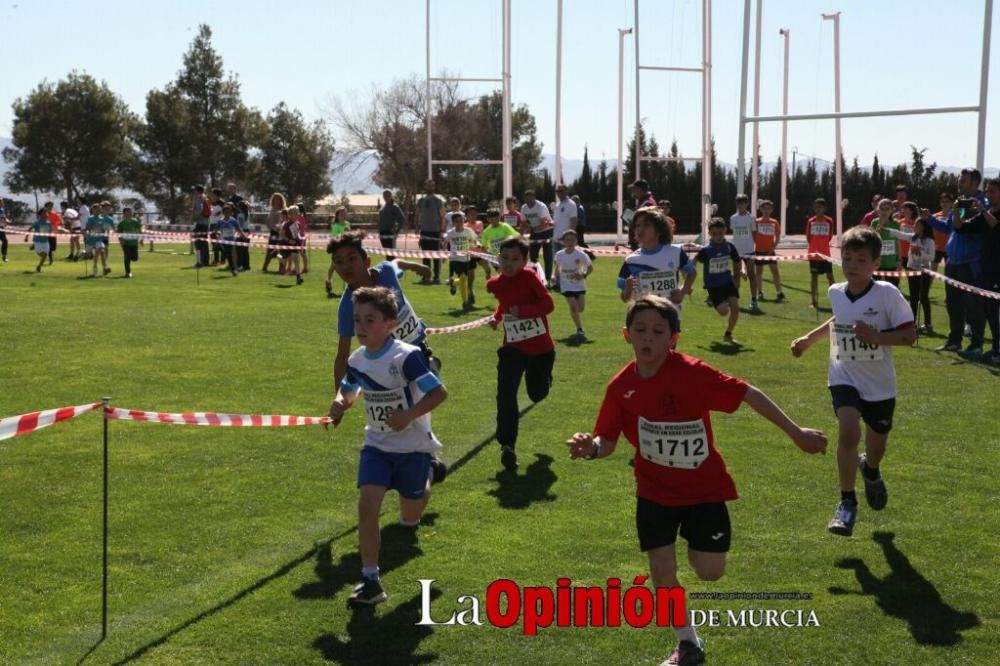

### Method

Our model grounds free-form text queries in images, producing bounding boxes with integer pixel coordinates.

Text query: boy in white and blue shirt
[328,286,448,607]
[25,209,52,273]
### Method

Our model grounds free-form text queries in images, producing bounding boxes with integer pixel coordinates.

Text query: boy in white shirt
[328,287,449,606]
[791,226,915,537]
[553,230,593,341]
[445,211,480,310]
[729,194,760,312]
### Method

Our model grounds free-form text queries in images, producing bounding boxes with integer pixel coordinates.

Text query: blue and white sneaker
[828,501,857,537]
[858,454,887,511]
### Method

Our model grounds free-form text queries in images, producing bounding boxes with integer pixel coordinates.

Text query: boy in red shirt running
[566,295,827,666]
[806,198,835,309]
[487,237,556,471]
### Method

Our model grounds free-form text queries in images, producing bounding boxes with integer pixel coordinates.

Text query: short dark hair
[633,206,673,244]
[626,294,681,334]
[895,184,909,193]
[841,225,881,261]
[523,189,536,196]
[561,229,578,240]
[326,230,368,257]
[814,198,827,207]
[735,193,750,204]
[940,191,955,201]
[352,286,398,320]
[901,201,919,219]
[708,217,727,231]
[657,199,672,209]
[498,236,530,258]
[961,167,982,185]
[485,207,502,219]
[631,179,649,191]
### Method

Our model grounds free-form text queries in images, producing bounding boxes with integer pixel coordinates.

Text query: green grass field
[1,243,997,665]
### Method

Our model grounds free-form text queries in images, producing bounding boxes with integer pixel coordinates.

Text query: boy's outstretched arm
[328,384,359,426]
[397,260,431,279]
[742,386,827,455]
[791,316,834,357]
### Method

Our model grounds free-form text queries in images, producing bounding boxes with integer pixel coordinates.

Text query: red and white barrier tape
[926,270,1000,301]
[105,407,331,426]
[425,315,495,336]
[0,402,101,441]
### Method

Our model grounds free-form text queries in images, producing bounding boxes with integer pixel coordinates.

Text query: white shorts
[33,241,49,254]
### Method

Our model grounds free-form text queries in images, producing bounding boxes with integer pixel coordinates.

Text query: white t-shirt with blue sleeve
[337,262,427,345]
[341,338,443,453]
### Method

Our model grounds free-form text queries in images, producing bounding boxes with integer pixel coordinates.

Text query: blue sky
[1,0,997,172]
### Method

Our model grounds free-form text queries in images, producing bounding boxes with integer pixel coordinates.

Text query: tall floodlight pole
[779,28,790,237]
[634,1,641,180]
[426,0,432,180]
[823,11,843,237]
[503,0,513,197]
[555,0,563,186]
[702,0,712,240]
[736,0,752,194]
[750,0,763,214]
[976,0,993,173]
[618,27,633,245]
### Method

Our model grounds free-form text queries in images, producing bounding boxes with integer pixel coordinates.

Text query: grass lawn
[1,243,997,665]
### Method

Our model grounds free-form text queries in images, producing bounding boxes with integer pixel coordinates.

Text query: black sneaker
[776,291,786,302]
[858,454,887,510]
[296,275,304,285]
[428,356,442,375]
[661,638,706,666]
[468,291,475,305]
[500,446,518,471]
[348,577,387,606]
[757,290,764,301]
[430,457,448,485]
[723,331,733,342]
[828,501,857,537]
[449,278,457,296]
[936,342,961,352]
[959,345,983,358]
[103,267,111,276]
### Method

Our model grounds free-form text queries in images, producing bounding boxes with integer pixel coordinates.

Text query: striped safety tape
[0,402,102,441]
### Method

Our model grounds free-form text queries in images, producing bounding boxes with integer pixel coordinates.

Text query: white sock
[674,619,699,645]
[361,565,379,580]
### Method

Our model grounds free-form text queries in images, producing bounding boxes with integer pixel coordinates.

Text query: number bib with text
[637,418,710,469]
[393,307,422,343]
[733,227,751,238]
[638,270,678,297]
[364,387,407,433]
[503,316,547,343]
[830,322,883,361]
[757,223,774,237]
[881,239,896,256]
[708,256,731,275]
[811,223,830,237]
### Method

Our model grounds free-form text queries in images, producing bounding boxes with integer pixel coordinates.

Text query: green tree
[173,25,266,188]
[252,103,335,208]
[3,71,134,201]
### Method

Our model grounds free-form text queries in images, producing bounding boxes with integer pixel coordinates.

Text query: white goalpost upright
[630,0,713,242]
[737,0,994,239]
[426,0,513,199]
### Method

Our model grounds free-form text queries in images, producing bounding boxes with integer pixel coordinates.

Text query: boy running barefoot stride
[791,226,915,537]
[328,287,448,607]
[567,295,826,666]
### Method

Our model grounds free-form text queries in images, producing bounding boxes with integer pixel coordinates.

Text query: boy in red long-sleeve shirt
[487,236,556,471]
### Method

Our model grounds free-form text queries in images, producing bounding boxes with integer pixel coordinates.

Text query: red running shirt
[594,352,749,507]
[806,215,833,256]
[486,268,555,355]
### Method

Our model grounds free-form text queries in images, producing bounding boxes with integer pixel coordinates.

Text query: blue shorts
[357,446,432,499]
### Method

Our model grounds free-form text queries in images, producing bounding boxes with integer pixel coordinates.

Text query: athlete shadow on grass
[557,334,595,348]
[312,589,440,664]
[697,342,755,356]
[293,514,438,603]
[108,525,360,665]
[828,531,980,646]
[487,453,557,509]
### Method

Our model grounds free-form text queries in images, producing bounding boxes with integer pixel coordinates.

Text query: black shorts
[449,259,471,275]
[636,496,731,553]
[707,283,739,307]
[809,259,833,275]
[829,385,895,434]
[562,290,585,299]
[754,250,776,266]
[934,250,947,264]
[122,245,139,262]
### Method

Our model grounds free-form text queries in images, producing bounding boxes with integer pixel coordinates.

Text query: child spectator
[327,286,448,606]
[753,199,786,301]
[871,198,901,287]
[884,205,934,332]
[728,194,760,312]
[487,237,555,471]
[791,226,914,537]
[805,198,835,308]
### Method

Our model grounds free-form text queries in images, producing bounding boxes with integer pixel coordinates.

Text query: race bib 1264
[364,387,407,433]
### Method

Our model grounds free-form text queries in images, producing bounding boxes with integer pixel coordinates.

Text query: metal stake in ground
[101,396,111,640]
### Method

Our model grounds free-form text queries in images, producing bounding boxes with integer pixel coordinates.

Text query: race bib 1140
[830,322,883,361]
[637,417,710,469]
